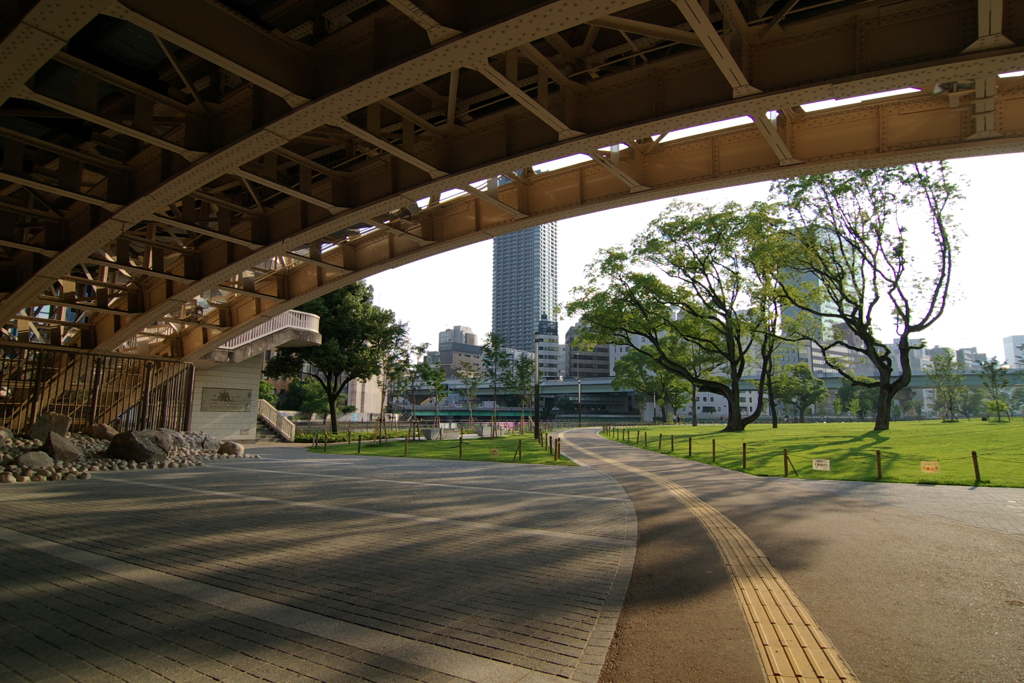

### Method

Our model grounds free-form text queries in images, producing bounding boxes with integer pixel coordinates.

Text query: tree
[772,163,961,431]
[956,387,985,420]
[259,380,277,404]
[507,356,536,433]
[1009,387,1024,419]
[773,363,827,422]
[926,348,966,422]
[277,377,334,418]
[979,358,1011,422]
[837,377,878,420]
[455,362,484,428]
[481,333,511,434]
[567,201,782,432]
[374,334,416,437]
[612,348,689,423]
[418,359,449,428]
[263,283,406,432]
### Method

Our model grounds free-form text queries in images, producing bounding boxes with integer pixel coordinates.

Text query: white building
[1003,335,1024,368]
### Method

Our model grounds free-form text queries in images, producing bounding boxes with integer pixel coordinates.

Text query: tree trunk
[327,391,340,433]
[690,385,698,427]
[873,384,897,431]
[767,375,778,429]
[491,382,498,436]
[723,389,745,432]
[798,405,806,422]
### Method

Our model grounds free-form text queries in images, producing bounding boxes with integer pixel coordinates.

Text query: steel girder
[0,0,1020,361]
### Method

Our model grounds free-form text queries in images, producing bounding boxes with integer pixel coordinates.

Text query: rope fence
[600,424,1019,484]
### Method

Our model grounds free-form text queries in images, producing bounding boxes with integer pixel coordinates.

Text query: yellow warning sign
[490,449,499,457]
[920,461,940,473]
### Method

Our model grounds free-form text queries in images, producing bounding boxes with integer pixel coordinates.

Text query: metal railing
[0,345,194,434]
[257,399,296,441]
[219,310,320,350]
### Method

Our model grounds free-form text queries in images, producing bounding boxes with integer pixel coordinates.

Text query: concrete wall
[190,356,262,440]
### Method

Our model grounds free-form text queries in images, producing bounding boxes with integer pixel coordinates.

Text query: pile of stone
[0,411,256,484]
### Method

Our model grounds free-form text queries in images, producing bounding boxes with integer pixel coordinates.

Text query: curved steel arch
[0,0,1021,362]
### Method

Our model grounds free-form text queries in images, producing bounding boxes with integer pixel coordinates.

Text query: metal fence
[0,345,194,435]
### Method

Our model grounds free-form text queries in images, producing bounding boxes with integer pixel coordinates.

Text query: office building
[535,314,560,380]
[1003,335,1024,367]
[565,324,612,378]
[492,222,558,352]
[439,325,478,349]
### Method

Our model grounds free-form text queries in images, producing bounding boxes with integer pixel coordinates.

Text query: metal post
[876,450,882,480]
[534,338,542,441]
[972,451,981,481]
[182,363,196,432]
[577,377,582,428]
[139,362,154,430]
[88,357,104,426]
[712,439,716,462]
[30,351,45,425]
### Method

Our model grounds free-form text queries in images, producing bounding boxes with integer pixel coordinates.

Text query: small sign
[921,461,941,473]
[490,449,499,457]
[812,459,831,471]
[200,387,252,412]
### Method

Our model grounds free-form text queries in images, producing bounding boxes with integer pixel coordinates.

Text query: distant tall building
[1003,335,1024,367]
[492,222,558,352]
[439,325,477,349]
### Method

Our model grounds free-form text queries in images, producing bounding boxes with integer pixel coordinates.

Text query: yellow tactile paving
[563,435,859,683]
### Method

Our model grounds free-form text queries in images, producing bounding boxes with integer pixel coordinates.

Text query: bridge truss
[0,0,1022,362]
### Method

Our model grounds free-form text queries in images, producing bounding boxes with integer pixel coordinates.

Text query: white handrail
[258,399,296,441]
[220,310,320,350]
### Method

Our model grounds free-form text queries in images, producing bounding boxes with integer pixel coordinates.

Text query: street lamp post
[577,376,582,428]
[533,338,542,440]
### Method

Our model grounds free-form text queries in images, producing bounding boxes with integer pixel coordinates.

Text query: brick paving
[781,478,1024,536]
[0,448,636,683]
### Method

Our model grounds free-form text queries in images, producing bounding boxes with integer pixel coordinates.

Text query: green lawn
[312,433,576,466]
[603,420,1024,487]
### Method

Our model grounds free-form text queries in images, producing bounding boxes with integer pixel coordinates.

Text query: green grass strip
[312,433,576,466]
[603,420,1024,487]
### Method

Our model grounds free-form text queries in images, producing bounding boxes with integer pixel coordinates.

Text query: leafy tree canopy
[263,282,405,431]
[771,163,962,431]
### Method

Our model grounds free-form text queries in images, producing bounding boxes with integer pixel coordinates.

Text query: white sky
[366,152,1024,362]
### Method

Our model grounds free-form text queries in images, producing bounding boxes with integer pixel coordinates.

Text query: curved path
[558,428,1024,683]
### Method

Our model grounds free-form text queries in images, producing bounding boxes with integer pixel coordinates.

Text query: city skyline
[366,152,1024,364]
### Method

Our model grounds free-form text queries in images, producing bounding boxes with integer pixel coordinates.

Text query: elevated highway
[1,0,1023,363]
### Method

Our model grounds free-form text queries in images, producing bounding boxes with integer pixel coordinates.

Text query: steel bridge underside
[1,0,1023,363]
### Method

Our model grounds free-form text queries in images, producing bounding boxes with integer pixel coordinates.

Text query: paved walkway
[0,447,636,683]
[557,428,1024,683]
[782,478,1024,536]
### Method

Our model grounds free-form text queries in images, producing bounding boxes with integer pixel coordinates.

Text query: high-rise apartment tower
[492,223,558,352]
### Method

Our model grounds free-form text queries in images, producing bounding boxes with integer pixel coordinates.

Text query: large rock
[44,432,83,463]
[88,423,118,440]
[201,435,222,452]
[27,412,71,440]
[0,427,14,441]
[17,451,54,469]
[136,429,175,453]
[106,431,169,463]
[217,441,244,456]
[157,428,186,449]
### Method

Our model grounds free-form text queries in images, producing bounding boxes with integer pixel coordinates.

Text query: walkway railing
[257,399,296,441]
[219,310,320,350]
